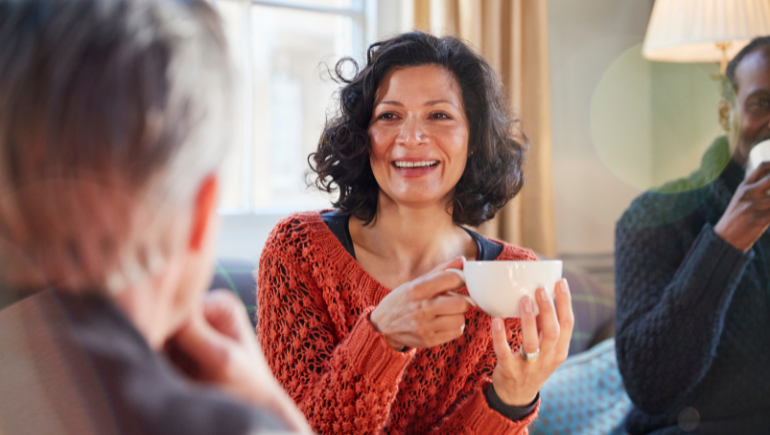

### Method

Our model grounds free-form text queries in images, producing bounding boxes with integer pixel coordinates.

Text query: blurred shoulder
[617,186,709,233]
[618,136,730,232]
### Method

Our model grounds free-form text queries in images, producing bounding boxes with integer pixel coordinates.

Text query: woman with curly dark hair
[257,31,574,435]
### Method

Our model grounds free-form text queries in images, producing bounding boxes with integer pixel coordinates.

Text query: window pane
[265,0,354,9]
[214,0,249,210]
[250,6,352,209]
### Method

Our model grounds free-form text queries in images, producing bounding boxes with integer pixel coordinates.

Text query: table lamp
[643,0,770,74]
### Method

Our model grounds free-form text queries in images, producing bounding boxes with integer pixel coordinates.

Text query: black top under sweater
[320,210,538,422]
[615,136,770,435]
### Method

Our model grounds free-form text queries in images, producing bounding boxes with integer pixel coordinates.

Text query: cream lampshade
[643,0,770,74]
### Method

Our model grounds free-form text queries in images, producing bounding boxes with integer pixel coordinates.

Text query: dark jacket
[615,136,770,434]
[0,289,287,435]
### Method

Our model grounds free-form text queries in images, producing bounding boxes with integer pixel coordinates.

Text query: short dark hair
[309,31,526,227]
[723,35,770,101]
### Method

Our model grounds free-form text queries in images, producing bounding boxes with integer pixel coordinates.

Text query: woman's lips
[392,160,440,178]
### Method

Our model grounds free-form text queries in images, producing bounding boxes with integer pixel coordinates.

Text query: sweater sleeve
[426,380,538,435]
[256,220,413,435]
[614,221,753,415]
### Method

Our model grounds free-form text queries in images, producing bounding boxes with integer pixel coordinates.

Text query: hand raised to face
[715,161,770,251]
[165,290,312,434]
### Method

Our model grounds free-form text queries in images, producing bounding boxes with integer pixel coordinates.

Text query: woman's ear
[189,175,219,252]
[718,99,732,133]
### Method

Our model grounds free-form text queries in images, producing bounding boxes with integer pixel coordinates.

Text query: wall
[548,0,654,255]
[548,0,724,256]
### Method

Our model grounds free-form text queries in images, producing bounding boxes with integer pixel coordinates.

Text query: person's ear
[718,99,732,132]
[189,174,219,251]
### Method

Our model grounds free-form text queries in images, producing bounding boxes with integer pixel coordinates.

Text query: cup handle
[444,268,477,307]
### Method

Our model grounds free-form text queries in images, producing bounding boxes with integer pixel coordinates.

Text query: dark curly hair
[309,31,526,227]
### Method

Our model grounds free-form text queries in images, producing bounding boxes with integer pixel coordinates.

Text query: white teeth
[394,160,439,169]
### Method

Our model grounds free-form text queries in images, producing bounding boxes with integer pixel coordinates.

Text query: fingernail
[522,297,533,313]
[493,318,503,331]
[558,278,569,294]
[537,288,547,302]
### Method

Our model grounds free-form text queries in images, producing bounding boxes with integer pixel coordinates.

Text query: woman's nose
[396,116,428,146]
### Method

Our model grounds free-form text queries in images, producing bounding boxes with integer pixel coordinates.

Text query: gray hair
[0,0,233,292]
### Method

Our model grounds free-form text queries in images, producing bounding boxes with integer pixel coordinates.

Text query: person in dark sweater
[615,37,770,435]
[0,1,310,434]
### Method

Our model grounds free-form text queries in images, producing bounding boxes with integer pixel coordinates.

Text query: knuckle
[452,297,468,311]
[415,324,429,337]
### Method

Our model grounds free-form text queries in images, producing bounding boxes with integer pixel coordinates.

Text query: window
[213,0,375,214]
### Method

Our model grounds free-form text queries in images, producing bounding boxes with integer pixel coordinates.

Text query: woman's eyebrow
[425,99,458,107]
[378,100,403,106]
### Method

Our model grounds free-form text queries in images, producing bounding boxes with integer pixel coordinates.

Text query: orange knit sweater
[256,211,540,435]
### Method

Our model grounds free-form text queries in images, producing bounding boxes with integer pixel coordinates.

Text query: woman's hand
[490,278,574,407]
[370,257,469,350]
[165,290,312,434]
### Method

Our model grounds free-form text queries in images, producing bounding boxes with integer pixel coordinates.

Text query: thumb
[203,290,251,343]
[432,256,466,274]
[172,313,230,380]
[413,257,467,300]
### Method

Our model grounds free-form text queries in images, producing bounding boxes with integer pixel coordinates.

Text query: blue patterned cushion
[532,339,631,435]
[561,265,615,356]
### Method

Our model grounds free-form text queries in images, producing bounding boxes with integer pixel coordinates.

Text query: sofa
[209,257,630,434]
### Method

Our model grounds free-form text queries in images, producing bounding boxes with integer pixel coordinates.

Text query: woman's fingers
[519,296,539,355]
[428,313,466,333]
[490,318,516,367]
[535,287,560,354]
[424,293,469,316]
[553,279,575,359]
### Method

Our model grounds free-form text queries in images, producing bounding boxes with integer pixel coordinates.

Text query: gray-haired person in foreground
[0,0,311,434]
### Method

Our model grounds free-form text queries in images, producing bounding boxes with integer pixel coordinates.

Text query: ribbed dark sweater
[615,136,770,435]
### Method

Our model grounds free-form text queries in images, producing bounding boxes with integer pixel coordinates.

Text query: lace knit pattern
[257,211,540,435]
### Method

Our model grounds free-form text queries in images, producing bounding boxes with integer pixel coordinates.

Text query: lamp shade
[643,0,770,63]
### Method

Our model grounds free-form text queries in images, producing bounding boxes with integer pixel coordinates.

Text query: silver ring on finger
[521,348,540,362]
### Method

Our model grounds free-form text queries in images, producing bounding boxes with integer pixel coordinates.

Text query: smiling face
[368,65,470,210]
[726,48,770,164]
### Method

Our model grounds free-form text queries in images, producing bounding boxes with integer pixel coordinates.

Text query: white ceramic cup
[746,139,770,179]
[446,260,563,318]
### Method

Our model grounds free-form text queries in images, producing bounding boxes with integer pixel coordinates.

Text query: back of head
[0,0,232,293]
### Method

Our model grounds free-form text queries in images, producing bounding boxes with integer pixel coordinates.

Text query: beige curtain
[413,0,556,258]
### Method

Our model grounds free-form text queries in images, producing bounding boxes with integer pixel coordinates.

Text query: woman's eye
[378,113,396,120]
[431,112,451,120]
